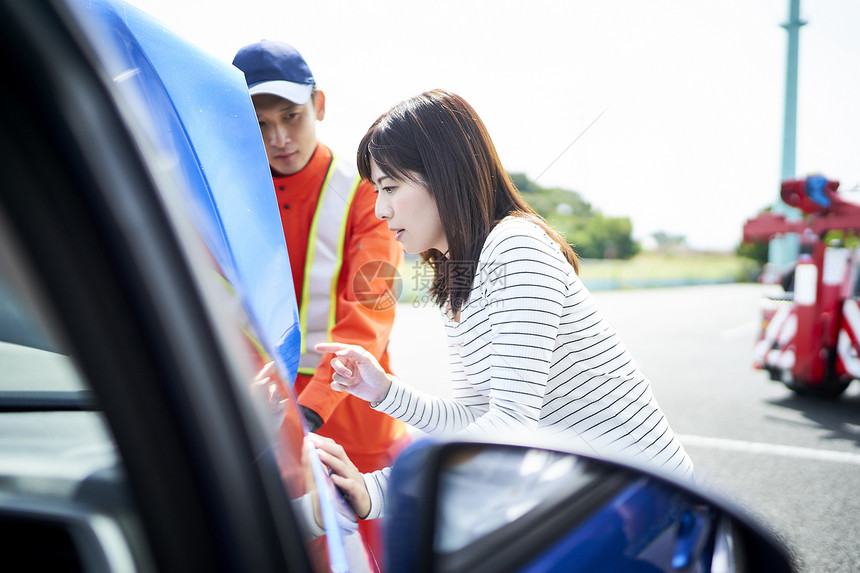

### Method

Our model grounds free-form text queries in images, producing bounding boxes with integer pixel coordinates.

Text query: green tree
[567,214,640,259]
[736,206,772,269]
[735,239,768,267]
[509,172,640,259]
[509,173,539,194]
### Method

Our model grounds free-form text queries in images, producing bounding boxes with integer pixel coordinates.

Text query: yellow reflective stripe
[298,159,338,354]
[296,156,359,376]
[327,174,361,337]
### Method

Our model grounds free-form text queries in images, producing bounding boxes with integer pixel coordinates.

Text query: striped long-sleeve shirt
[362,216,693,519]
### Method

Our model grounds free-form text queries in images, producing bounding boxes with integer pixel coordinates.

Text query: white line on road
[679,434,860,465]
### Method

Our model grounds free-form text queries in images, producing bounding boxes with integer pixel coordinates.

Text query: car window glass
[0,339,85,393]
[0,258,87,395]
[434,446,599,553]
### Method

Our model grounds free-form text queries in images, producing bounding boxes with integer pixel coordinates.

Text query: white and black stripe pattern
[373,216,694,482]
[362,466,391,520]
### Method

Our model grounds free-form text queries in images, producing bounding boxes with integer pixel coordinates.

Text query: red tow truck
[743,175,860,397]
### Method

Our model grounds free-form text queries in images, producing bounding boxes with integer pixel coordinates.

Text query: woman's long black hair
[358,89,578,313]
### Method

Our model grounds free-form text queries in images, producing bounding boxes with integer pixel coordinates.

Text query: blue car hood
[71,0,301,382]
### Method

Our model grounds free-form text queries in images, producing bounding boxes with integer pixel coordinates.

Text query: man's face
[252,92,325,176]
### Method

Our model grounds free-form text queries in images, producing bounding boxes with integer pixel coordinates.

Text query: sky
[125,0,860,251]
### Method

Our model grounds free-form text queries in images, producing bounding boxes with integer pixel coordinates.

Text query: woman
[315,89,693,520]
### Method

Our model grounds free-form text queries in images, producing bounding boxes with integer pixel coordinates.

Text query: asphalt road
[388,283,860,573]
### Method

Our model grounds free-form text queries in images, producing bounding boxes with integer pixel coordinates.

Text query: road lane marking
[679,434,860,465]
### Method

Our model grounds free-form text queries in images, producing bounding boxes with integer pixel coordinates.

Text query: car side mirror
[384,440,796,573]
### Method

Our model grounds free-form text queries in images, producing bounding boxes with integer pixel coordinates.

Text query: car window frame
[0,1,311,571]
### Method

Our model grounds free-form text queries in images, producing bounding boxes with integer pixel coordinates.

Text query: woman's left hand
[307,433,371,519]
[315,342,392,404]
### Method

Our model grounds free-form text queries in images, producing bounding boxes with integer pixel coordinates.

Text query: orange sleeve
[297,181,403,421]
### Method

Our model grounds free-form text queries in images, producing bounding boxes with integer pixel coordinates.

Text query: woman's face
[370,159,448,255]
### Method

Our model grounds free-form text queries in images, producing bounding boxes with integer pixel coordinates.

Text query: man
[233,40,408,560]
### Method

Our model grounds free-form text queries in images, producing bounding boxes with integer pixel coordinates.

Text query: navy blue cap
[232,40,315,104]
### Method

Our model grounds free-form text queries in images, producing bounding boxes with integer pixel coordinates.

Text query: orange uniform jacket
[274,143,409,473]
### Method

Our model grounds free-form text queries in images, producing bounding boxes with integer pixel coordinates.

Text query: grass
[579,252,758,282]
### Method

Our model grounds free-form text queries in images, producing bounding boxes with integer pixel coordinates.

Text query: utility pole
[769,0,806,270]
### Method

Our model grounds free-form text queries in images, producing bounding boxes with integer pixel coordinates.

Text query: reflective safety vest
[297,156,361,375]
